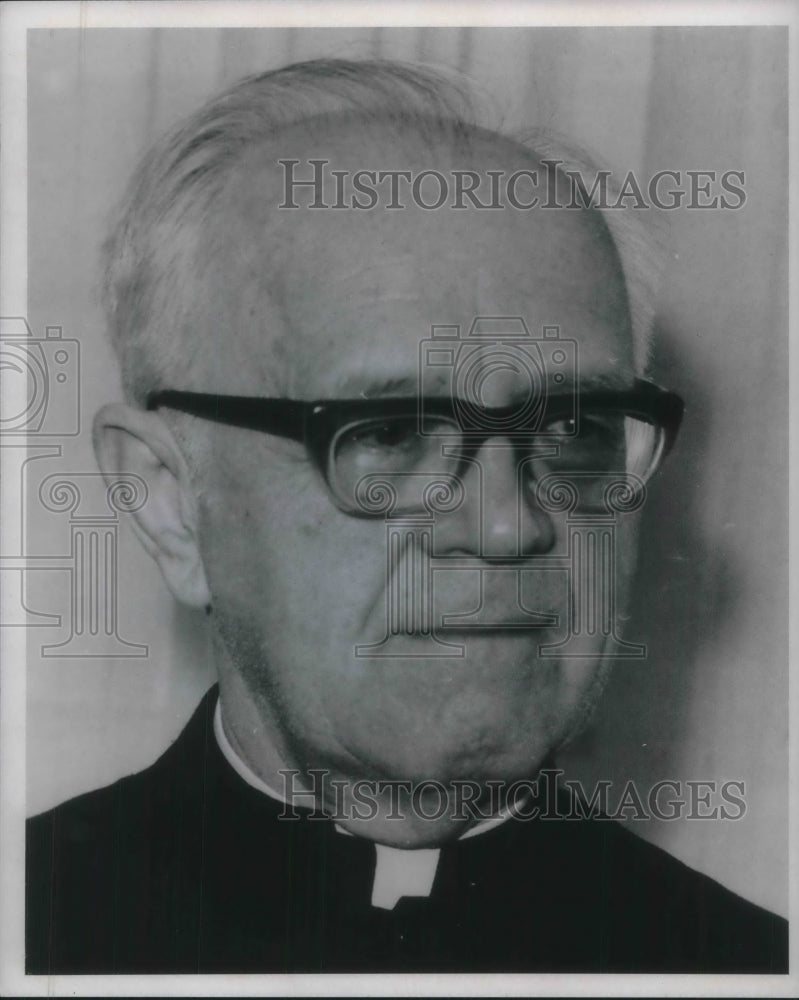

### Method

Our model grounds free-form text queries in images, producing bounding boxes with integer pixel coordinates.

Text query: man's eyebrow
[332,370,630,399]
[334,374,432,398]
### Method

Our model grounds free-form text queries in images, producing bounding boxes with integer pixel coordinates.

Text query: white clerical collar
[213,698,516,910]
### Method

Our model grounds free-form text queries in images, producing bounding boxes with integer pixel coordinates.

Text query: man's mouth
[372,615,561,641]
[437,612,559,632]
[434,592,560,632]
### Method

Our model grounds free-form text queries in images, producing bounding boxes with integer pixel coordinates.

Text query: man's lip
[436,620,558,633]
[437,608,561,630]
[404,617,560,638]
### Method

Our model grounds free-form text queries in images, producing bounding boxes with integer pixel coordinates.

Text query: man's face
[192,130,637,830]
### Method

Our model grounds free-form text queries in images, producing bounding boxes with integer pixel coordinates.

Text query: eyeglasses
[147,380,683,516]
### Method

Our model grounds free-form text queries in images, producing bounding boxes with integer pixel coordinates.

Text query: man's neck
[214,691,526,847]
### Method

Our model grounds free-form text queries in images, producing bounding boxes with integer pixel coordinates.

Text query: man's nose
[435,440,556,559]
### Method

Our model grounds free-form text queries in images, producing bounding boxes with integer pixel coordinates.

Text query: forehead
[210,121,633,396]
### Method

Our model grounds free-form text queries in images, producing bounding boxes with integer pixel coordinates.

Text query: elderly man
[26,59,787,973]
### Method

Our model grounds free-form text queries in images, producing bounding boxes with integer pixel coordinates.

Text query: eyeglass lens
[330,411,662,514]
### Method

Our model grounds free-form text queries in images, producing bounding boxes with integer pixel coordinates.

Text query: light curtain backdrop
[25,26,787,915]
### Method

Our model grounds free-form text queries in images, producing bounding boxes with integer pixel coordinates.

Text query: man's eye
[544,417,578,436]
[348,418,421,452]
[543,414,621,442]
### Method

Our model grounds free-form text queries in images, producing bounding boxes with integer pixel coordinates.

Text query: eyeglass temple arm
[146,391,309,442]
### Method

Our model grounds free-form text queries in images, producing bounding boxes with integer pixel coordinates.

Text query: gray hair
[101,58,659,406]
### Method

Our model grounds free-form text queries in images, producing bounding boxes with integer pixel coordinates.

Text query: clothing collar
[213,697,521,910]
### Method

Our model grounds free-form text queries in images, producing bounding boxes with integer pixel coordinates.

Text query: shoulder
[511,795,789,972]
[26,689,217,973]
[28,686,214,854]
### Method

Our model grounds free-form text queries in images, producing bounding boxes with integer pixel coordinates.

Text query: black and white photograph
[0,0,795,994]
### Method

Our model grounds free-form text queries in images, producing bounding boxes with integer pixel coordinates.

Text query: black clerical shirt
[26,686,788,974]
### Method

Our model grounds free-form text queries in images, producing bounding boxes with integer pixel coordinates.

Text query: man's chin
[317,774,529,849]
[334,811,479,849]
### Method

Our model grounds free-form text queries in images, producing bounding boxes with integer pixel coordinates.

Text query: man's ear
[93,403,212,610]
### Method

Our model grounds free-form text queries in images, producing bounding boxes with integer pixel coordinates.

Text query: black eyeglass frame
[147,380,683,509]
